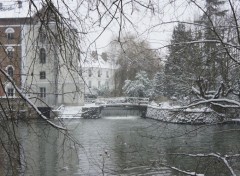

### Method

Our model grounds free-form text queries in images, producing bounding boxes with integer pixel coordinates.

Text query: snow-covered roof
[0,0,42,19]
[0,0,81,31]
[0,0,78,19]
[81,56,117,69]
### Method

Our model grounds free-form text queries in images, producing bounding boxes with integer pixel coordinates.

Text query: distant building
[0,1,84,107]
[81,54,117,97]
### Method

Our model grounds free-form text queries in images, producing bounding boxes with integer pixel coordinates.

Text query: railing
[95,97,149,105]
[84,98,96,103]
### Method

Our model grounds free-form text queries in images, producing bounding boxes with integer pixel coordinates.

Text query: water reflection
[1,118,240,175]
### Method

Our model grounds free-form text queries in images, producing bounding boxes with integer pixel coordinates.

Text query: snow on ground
[83,103,99,107]
[57,106,82,118]
[146,106,219,124]
[57,103,99,118]
[56,101,239,124]
[150,101,212,112]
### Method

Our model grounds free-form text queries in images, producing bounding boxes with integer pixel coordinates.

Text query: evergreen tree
[153,71,165,97]
[199,0,227,89]
[164,23,193,98]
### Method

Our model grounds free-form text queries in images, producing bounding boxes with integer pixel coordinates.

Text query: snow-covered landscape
[1,0,240,175]
[56,99,239,125]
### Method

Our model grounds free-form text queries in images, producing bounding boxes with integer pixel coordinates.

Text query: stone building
[0,1,84,107]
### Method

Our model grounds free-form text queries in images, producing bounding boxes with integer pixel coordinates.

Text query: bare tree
[0,0,240,175]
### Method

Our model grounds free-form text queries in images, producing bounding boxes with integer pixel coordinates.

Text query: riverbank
[56,102,239,124]
[146,105,221,124]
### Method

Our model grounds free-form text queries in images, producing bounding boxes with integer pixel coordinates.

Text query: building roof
[0,1,77,18]
[81,56,117,69]
[0,0,80,29]
[0,0,42,19]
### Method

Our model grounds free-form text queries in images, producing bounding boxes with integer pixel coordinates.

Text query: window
[106,71,109,78]
[7,88,14,97]
[88,69,92,77]
[98,81,101,88]
[17,1,22,8]
[39,31,46,43]
[7,50,13,58]
[6,47,14,59]
[5,28,14,40]
[88,81,91,88]
[7,67,13,77]
[40,48,46,63]
[40,71,46,79]
[40,87,46,98]
[7,33,14,40]
[98,70,101,77]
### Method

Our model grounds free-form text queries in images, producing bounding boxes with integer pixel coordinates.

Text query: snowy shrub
[122,71,154,98]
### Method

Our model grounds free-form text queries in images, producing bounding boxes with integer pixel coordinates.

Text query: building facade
[0,1,84,107]
[81,55,116,97]
[0,16,27,98]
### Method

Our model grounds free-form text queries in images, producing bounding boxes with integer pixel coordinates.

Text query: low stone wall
[146,106,222,124]
[0,98,30,119]
[81,106,101,119]
[0,98,56,119]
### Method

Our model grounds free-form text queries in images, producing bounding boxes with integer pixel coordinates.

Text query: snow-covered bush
[122,71,154,98]
[93,85,112,97]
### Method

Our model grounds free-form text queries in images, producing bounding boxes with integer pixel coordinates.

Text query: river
[1,116,240,175]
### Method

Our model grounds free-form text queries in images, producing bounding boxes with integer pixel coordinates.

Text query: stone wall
[81,106,101,119]
[0,98,55,119]
[146,106,222,124]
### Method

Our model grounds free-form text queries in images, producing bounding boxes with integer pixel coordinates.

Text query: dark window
[39,32,46,43]
[7,88,14,97]
[5,28,14,40]
[40,87,46,98]
[17,1,22,8]
[98,81,101,88]
[7,67,13,77]
[7,33,14,40]
[40,71,46,79]
[106,71,109,78]
[40,48,46,63]
[7,50,13,58]
[98,70,101,77]
[88,69,92,77]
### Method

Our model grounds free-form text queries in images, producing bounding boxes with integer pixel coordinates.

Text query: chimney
[17,1,22,8]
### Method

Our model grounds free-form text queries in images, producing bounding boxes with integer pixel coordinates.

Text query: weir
[82,97,149,119]
[100,106,144,117]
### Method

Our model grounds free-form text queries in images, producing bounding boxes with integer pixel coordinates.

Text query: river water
[1,116,240,175]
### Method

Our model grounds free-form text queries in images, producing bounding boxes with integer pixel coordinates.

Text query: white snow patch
[57,106,82,118]
[83,103,99,107]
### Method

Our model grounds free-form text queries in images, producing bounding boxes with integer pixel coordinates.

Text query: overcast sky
[0,0,203,56]
[82,0,203,56]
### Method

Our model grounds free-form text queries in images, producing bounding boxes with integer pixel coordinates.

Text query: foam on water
[102,116,140,120]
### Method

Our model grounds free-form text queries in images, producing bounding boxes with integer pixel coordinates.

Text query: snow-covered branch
[168,153,238,176]
[180,98,240,109]
[0,68,66,130]
[159,163,204,176]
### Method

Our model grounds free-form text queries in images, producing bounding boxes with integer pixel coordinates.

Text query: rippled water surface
[2,117,240,175]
